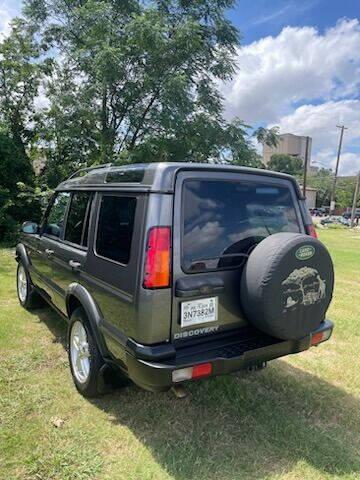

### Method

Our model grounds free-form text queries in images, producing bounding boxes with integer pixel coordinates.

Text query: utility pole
[350,171,360,228]
[302,136,310,197]
[330,125,347,213]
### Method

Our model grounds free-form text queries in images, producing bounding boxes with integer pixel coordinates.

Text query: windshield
[182,179,301,271]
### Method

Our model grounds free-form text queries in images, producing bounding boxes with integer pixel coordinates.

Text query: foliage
[0,0,281,242]
[0,132,42,242]
[0,17,51,155]
[22,0,278,173]
[307,169,357,209]
[306,168,333,207]
[268,153,303,176]
[0,19,51,241]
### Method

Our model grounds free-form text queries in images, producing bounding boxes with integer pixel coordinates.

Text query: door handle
[69,260,82,271]
[45,249,54,256]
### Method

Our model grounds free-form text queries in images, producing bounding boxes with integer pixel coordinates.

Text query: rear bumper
[126,320,334,391]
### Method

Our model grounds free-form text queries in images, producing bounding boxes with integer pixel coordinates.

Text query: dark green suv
[16,163,334,397]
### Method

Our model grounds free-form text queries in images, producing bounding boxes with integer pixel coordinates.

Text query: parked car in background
[310,208,327,217]
[320,216,350,226]
[343,209,360,220]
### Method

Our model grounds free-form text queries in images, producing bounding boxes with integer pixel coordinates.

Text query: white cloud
[313,149,360,176]
[221,19,360,124]
[221,19,360,176]
[0,1,21,39]
[272,100,360,172]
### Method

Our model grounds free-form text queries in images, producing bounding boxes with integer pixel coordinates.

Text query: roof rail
[67,163,112,180]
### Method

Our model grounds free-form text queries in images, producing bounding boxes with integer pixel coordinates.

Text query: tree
[0,131,41,241]
[0,18,51,156]
[268,154,303,176]
[307,168,333,207]
[24,0,278,174]
[0,20,49,241]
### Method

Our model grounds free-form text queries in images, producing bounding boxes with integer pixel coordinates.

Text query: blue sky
[228,0,359,45]
[1,0,359,174]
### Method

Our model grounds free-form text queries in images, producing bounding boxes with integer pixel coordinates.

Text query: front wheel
[68,308,105,397]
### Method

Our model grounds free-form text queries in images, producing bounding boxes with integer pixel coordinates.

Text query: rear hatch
[171,169,306,344]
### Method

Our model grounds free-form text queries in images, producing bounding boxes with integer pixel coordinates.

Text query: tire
[240,232,334,340]
[16,262,41,310]
[68,307,105,397]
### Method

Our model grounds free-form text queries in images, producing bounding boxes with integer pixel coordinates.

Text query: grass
[0,229,359,480]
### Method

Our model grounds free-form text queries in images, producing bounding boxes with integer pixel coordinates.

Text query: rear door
[171,170,305,343]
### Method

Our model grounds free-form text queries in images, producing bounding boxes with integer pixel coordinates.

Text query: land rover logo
[295,245,315,261]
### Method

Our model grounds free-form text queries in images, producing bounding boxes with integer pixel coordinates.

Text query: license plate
[181,297,218,328]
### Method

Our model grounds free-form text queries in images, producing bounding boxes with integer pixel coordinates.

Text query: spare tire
[240,232,334,340]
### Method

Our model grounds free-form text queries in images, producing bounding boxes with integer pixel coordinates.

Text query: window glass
[182,180,300,271]
[65,192,92,246]
[44,192,71,238]
[106,167,145,184]
[96,196,137,264]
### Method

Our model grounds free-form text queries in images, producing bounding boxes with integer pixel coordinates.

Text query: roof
[56,162,303,196]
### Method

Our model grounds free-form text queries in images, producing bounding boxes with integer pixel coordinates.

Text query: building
[263,133,312,169]
[301,186,317,209]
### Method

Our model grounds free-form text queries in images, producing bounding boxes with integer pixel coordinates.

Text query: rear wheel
[68,308,105,397]
[16,263,41,310]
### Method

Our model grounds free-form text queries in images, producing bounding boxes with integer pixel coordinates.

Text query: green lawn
[0,229,359,480]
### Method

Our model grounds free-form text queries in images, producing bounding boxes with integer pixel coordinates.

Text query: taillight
[306,224,317,238]
[143,226,171,289]
[172,363,213,383]
[311,329,332,346]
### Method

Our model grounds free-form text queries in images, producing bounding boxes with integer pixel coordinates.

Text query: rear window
[182,179,301,271]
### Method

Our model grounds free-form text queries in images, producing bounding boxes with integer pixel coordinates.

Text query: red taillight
[143,227,171,289]
[192,363,212,379]
[311,329,332,346]
[306,224,317,238]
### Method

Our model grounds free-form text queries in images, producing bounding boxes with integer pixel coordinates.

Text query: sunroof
[106,167,145,184]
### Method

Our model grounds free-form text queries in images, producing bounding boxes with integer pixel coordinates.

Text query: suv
[16,163,334,397]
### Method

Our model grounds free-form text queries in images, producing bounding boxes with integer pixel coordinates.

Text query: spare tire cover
[240,232,334,340]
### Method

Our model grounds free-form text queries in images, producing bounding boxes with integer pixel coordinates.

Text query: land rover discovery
[16,163,334,397]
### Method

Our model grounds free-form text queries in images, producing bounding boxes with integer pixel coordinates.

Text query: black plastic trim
[126,338,176,361]
[126,320,334,391]
[175,276,224,298]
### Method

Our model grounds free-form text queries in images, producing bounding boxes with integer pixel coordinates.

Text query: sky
[0,0,359,175]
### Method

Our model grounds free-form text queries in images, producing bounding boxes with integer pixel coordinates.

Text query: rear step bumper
[126,320,334,391]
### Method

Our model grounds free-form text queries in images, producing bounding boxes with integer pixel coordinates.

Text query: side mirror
[21,221,39,234]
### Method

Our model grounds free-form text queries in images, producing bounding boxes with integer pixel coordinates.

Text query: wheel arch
[15,243,31,269]
[66,283,109,358]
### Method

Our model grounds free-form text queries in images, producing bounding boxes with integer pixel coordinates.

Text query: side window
[96,196,137,264]
[44,192,71,238]
[64,192,92,246]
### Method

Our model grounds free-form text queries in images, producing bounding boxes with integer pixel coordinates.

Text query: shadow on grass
[35,305,360,480]
[30,305,68,348]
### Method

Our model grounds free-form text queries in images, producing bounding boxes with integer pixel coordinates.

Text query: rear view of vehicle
[16,162,334,396]
[131,166,334,391]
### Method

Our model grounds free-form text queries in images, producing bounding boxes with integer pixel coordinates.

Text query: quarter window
[44,192,71,238]
[65,192,92,246]
[96,196,137,264]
